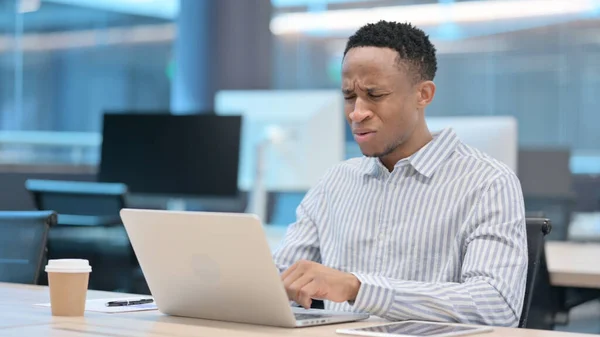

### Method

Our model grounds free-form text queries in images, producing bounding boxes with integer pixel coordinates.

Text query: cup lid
[45,259,92,273]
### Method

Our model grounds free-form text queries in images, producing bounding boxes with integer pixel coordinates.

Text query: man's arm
[282,173,527,327]
[272,183,324,273]
[350,173,528,327]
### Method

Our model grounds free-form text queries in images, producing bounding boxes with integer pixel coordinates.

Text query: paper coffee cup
[45,259,92,317]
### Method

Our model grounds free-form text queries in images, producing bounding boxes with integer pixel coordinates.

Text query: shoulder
[451,142,522,195]
[453,142,517,179]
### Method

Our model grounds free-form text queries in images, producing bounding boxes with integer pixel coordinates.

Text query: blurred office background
[1,0,600,332]
[2,0,600,230]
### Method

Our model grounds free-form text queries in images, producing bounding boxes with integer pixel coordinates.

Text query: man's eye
[344,95,356,100]
[369,93,383,99]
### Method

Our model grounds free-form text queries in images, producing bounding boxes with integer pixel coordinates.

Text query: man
[273,21,527,327]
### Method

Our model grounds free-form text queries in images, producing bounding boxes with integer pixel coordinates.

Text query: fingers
[281,260,326,308]
[283,266,310,300]
[296,281,320,309]
[280,260,357,306]
[281,260,311,292]
[282,259,314,279]
[280,262,298,280]
[286,273,313,304]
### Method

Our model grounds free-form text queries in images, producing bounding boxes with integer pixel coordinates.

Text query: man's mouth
[353,130,376,143]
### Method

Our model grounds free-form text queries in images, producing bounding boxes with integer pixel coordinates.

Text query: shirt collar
[367,128,460,179]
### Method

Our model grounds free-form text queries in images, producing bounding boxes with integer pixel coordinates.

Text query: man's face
[341,46,422,158]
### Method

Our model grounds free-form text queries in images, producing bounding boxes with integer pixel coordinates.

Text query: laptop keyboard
[294,313,332,321]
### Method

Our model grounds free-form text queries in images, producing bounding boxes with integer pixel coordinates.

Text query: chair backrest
[26,179,127,216]
[0,171,95,211]
[519,217,556,329]
[0,211,57,284]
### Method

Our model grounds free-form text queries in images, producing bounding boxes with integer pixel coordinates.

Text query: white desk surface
[0,283,593,337]
[545,241,600,288]
[264,226,600,289]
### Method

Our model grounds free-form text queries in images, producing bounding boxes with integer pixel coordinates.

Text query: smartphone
[336,321,493,337]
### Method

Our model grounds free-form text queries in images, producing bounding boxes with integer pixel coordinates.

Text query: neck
[380,121,432,172]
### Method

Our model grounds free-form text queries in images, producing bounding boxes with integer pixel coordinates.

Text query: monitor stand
[246,126,291,223]
[246,141,268,222]
[166,198,188,211]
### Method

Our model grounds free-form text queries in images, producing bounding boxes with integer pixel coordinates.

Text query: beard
[362,137,404,158]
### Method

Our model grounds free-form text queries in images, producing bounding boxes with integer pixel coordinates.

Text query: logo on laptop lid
[190,254,220,286]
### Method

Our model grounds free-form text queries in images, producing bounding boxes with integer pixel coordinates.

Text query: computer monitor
[518,148,572,197]
[98,113,241,198]
[214,90,345,192]
[426,116,518,173]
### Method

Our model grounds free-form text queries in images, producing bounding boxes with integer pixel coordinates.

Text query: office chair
[519,218,558,329]
[25,179,140,293]
[0,211,57,284]
[25,179,127,218]
[0,171,95,211]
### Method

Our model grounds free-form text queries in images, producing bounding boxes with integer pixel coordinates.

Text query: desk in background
[0,282,595,337]
[545,242,600,289]
[568,212,600,242]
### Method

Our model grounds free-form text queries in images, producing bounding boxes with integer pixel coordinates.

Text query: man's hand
[281,260,361,309]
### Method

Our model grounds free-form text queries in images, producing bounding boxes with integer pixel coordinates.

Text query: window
[270,0,600,173]
[0,0,175,165]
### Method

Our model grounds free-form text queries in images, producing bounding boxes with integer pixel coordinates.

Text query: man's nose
[348,98,372,123]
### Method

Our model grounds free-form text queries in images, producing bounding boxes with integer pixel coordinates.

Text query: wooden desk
[545,242,600,288]
[0,283,593,337]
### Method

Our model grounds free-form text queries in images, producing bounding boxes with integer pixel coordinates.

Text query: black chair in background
[24,179,143,293]
[520,218,559,329]
[0,171,95,211]
[518,149,575,241]
[25,179,126,222]
[572,174,600,213]
[0,211,57,284]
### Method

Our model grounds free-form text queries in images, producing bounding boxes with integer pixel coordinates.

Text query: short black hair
[343,20,437,82]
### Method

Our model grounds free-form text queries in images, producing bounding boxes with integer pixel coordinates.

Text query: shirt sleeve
[350,173,528,327]
[272,181,325,273]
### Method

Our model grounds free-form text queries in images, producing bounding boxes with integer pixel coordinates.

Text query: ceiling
[43,0,178,19]
[1,0,374,34]
[0,1,170,34]
[1,0,597,40]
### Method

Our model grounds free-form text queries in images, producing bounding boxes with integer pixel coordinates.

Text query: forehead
[341,46,407,85]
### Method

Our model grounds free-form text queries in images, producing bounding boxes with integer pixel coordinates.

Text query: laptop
[120,208,370,328]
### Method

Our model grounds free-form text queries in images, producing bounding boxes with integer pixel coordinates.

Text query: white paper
[34,297,158,313]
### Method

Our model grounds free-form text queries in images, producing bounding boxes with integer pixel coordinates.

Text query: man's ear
[417,81,436,108]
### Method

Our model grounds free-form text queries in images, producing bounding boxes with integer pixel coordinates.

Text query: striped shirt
[273,127,527,327]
